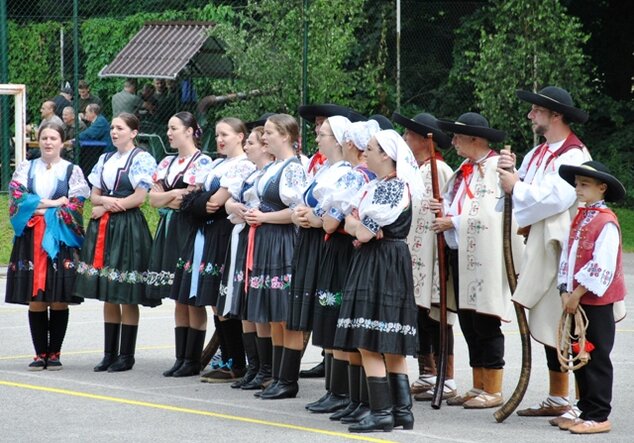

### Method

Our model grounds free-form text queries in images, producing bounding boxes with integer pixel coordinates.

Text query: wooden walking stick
[494,145,532,422]
[428,133,449,410]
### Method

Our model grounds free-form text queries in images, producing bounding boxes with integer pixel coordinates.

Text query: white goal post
[1,83,27,166]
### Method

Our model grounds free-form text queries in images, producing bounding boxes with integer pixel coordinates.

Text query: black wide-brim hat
[392,111,452,149]
[369,114,394,130]
[437,112,506,143]
[516,86,589,124]
[246,112,275,130]
[298,104,366,123]
[559,160,626,203]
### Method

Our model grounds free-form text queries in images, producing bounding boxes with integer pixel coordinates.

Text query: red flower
[571,340,595,354]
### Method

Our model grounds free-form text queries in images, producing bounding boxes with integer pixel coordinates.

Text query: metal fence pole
[73,0,80,163]
[1,0,10,190]
[301,0,309,152]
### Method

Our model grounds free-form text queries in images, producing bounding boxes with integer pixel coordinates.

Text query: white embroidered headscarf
[374,129,425,200]
[326,115,352,147]
[344,120,381,151]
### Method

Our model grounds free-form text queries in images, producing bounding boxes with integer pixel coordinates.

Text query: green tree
[462,0,593,151]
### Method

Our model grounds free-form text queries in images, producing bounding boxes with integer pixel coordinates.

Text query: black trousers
[448,249,504,369]
[417,306,455,357]
[574,303,615,422]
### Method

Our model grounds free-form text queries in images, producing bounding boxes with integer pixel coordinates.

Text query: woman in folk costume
[431,113,524,408]
[6,123,89,370]
[171,118,254,379]
[285,115,353,411]
[334,130,424,433]
[216,125,275,389]
[308,120,380,422]
[74,113,158,372]
[392,111,458,401]
[243,114,308,399]
[145,111,212,377]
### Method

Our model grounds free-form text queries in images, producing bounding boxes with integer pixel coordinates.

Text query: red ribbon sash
[27,216,47,297]
[92,212,111,270]
[244,224,258,292]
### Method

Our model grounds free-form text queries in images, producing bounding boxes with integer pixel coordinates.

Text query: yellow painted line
[0,345,173,360]
[0,380,396,443]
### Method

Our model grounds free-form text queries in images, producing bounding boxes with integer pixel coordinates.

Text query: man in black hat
[392,111,458,401]
[431,112,524,409]
[497,86,592,419]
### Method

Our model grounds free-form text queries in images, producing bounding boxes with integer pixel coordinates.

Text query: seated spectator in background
[78,80,102,120]
[139,83,156,102]
[138,95,162,132]
[62,106,86,141]
[77,103,113,152]
[112,79,143,117]
[52,87,73,119]
[40,100,64,128]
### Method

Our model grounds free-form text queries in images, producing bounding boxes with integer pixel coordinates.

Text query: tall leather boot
[232,331,259,388]
[47,309,69,370]
[261,348,301,400]
[94,322,120,372]
[342,367,371,423]
[108,324,137,372]
[348,376,394,433]
[331,364,361,420]
[173,328,205,377]
[309,358,349,413]
[305,352,333,409]
[256,345,283,397]
[163,326,188,377]
[28,310,48,371]
[389,373,414,429]
[242,336,272,390]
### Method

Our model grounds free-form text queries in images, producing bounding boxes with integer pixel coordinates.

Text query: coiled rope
[556,305,591,372]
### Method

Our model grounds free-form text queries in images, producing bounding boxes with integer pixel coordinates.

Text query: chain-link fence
[0,0,482,189]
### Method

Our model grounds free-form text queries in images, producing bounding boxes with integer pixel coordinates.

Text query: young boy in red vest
[555,160,627,434]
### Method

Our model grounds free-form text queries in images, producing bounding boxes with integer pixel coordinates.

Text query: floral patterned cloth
[356,177,410,235]
[89,149,157,192]
[257,158,307,209]
[152,152,212,187]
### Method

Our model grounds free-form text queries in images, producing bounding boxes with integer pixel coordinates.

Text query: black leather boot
[163,326,188,377]
[389,372,414,430]
[173,328,205,377]
[348,376,394,433]
[342,367,371,423]
[256,345,282,397]
[94,322,120,372]
[331,364,361,420]
[232,331,259,388]
[242,336,272,390]
[305,353,333,409]
[261,348,301,400]
[108,324,137,372]
[309,357,349,413]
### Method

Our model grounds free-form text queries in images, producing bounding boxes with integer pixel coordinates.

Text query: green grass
[0,194,633,264]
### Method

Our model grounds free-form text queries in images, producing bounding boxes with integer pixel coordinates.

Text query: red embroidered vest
[569,209,626,305]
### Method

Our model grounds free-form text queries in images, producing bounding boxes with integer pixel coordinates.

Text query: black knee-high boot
[243,336,272,390]
[309,358,349,413]
[28,310,48,370]
[341,367,371,423]
[47,309,69,369]
[163,326,188,377]
[257,345,283,397]
[305,352,333,409]
[261,348,301,400]
[232,331,259,388]
[349,376,394,433]
[223,318,246,373]
[331,364,362,420]
[389,373,414,430]
[173,327,206,377]
[108,324,138,372]
[94,322,120,372]
[213,315,229,364]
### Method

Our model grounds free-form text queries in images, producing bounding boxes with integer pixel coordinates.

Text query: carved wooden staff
[428,133,449,410]
[494,145,532,422]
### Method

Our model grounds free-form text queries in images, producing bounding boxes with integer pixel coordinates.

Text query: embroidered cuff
[328,207,345,222]
[361,215,380,234]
